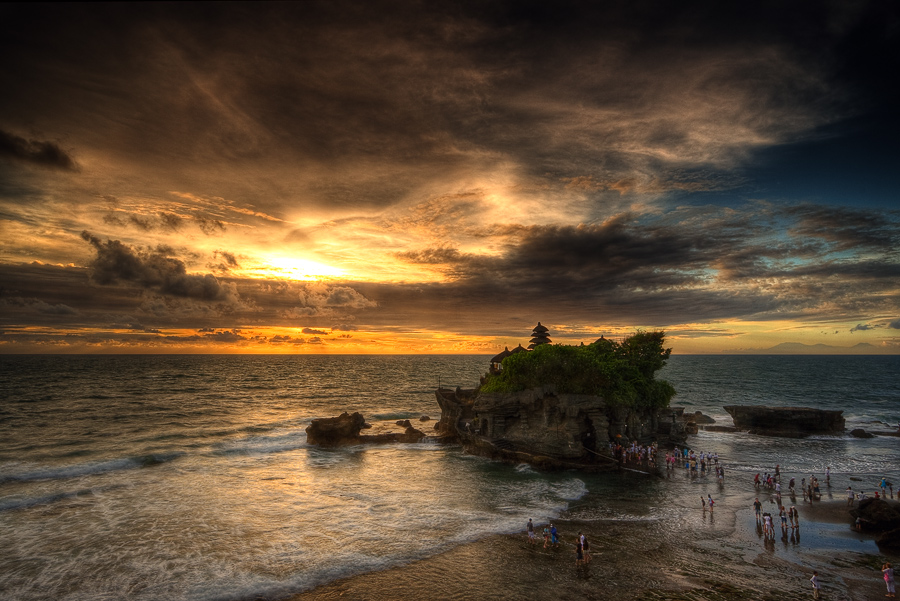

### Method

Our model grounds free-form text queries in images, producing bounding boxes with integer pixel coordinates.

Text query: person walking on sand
[810,571,821,599]
[884,562,895,598]
[825,466,831,484]
[754,498,762,520]
[791,505,799,530]
[707,494,714,513]
[542,526,550,548]
[550,523,559,547]
[574,535,583,566]
[847,486,854,506]
[526,518,535,545]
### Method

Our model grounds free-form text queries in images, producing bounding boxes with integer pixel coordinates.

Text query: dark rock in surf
[307,412,426,446]
[306,412,368,446]
[362,424,427,444]
[723,405,844,438]
[692,411,716,424]
[703,425,737,433]
[419,415,431,421]
[850,498,900,532]
[850,428,874,438]
[877,527,900,551]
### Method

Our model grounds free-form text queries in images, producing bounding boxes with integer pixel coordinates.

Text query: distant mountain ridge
[744,342,884,355]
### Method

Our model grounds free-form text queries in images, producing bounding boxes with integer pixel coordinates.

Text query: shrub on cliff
[479,330,675,409]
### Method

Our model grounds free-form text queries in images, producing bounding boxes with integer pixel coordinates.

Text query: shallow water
[1,354,898,600]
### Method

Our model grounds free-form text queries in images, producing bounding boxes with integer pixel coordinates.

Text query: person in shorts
[526,518,535,544]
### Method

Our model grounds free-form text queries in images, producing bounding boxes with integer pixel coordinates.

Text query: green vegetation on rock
[479,330,675,409]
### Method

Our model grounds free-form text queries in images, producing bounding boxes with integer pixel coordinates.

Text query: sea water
[1,354,898,601]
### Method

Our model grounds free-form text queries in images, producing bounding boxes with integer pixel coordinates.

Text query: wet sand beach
[288,468,898,601]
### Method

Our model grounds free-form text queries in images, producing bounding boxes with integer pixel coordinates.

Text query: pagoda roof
[510,344,527,354]
[532,322,549,334]
[490,347,511,363]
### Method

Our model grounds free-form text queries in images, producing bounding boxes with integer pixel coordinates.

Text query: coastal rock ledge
[723,405,845,438]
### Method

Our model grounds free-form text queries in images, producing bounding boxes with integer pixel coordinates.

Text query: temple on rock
[435,323,691,471]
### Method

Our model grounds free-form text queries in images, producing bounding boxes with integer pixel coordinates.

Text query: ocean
[1,354,898,601]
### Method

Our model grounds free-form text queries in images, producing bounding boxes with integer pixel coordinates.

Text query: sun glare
[255,257,345,281]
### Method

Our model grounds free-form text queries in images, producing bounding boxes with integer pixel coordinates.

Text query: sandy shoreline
[284,467,898,601]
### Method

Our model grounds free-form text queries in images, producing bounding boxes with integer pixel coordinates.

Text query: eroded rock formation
[436,385,690,469]
[723,405,844,438]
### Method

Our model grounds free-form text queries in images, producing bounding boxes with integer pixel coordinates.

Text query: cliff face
[436,386,689,469]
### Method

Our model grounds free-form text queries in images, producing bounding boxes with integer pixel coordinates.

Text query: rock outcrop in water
[435,385,690,470]
[849,498,900,550]
[723,405,844,438]
[306,412,426,446]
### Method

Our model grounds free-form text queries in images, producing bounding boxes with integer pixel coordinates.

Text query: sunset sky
[1,1,899,354]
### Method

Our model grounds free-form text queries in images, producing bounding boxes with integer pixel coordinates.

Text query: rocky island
[435,324,692,470]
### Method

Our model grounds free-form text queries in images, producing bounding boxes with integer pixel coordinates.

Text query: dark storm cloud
[208,250,240,274]
[850,323,874,332]
[0,296,78,316]
[214,251,239,268]
[80,231,235,301]
[786,205,900,252]
[4,1,892,213]
[0,129,77,171]
[103,211,227,235]
[162,329,248,343]
[385,204,900,328]
[109,322,161,334]
[301,328,329,335]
